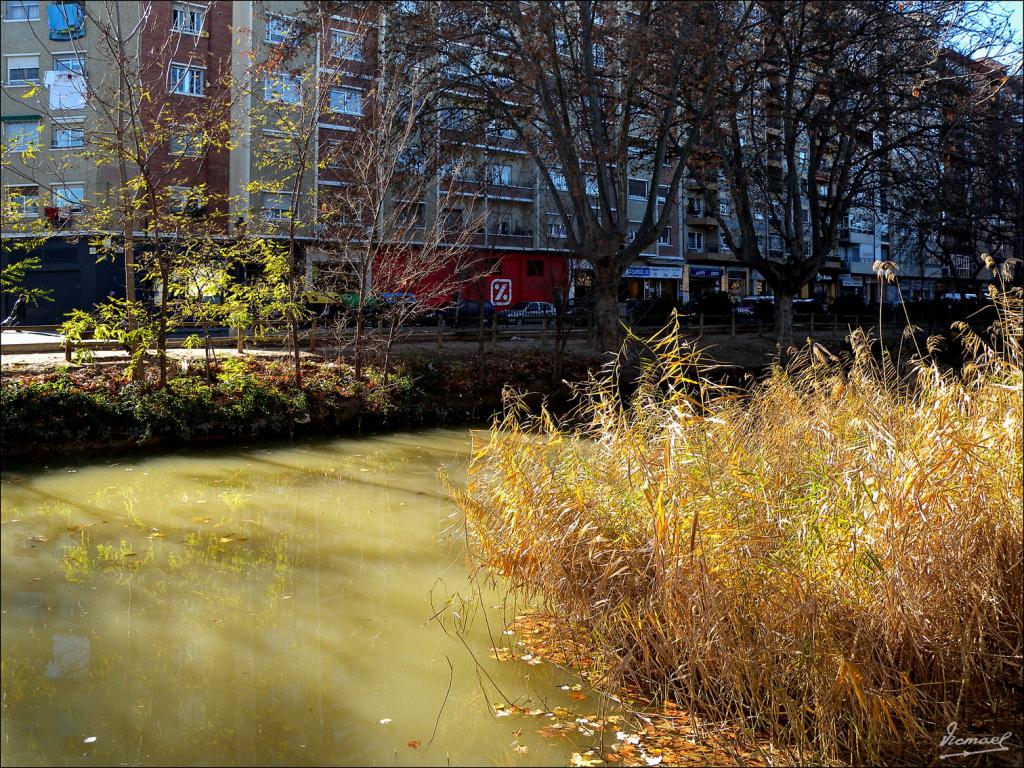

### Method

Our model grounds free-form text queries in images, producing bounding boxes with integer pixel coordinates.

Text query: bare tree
[698,1,1018,348]
[394,0,737,352]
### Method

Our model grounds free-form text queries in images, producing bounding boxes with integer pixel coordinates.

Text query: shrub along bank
[0,352,599,458]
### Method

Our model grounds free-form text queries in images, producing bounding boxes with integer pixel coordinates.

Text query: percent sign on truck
[490,278,512,307]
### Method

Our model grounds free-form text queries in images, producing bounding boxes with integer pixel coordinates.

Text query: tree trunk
[157,259,169,387]
[354,308,365,381]
[774,292,795,353]
[592,260,622,353]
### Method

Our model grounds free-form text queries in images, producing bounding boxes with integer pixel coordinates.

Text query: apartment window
[488,212,512,235]
[330,30,363,61]
[687,196,705,217]
[768,234,783,254]
[53,53,85,75]
[265,74,301,104]
[169,126,204,157]
[396,146,424,174]
[52,124,84,148]
[656,185,670,205]
[719,199,730,217]
[817,184,828,198]
[626,230,637,243]
[487,164,512,186]
[3,120,40,151]
[168,185,204,213]
[6,185,39,217]
[526,259,544,277]
[169,63,204,96]
[686,231,704,253]
[550,170,568,192]
[171,3,204,35]
[445,207,464,229]
[548,217,567,238]
[4,1,40,21]
[627,178,647,200]
[657,226,672,245]
[52,183,85,212]
[266,14,294,44]
[262,191,294,220]
[486,120,516,140]
[585,176,599,196]
[401,201,426,229]
[592,43,605,67]
[7,54,39,84]
[329,87,362,115]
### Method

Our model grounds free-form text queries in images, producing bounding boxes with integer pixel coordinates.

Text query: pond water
[1,430,609,766]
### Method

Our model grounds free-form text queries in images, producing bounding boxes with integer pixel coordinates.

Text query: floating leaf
[407,739,421,749]
[83,736,97,744]
[644,755,663,766]
[570,752,602,767]
[378,718,392,725]
[513,744,528,754]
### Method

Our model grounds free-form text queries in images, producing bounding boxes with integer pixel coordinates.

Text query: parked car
[430,299,496,328]
[736,295,774,317]
[499,301,557,325]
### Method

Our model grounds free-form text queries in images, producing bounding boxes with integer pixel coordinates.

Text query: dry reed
[453,287,1023,764]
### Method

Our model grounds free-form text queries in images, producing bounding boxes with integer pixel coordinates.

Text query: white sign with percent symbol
[490,278,513,307]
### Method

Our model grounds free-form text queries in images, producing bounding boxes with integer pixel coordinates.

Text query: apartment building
[2,1,1006,324]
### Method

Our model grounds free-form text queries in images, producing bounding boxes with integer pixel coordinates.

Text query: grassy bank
[454,291,1023,764]
[0,351,598,457]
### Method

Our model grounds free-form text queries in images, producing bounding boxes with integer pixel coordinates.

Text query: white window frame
[547,216,567,239]
[329,86,362,115]
[329,29,363,61]
[657,226,672,245]
[51,123,85,149]
[171,2,205,35]
[5,184,40,217]
[656,185,670,205]
[52,182,85,212]
[2,120,40,151]
[3,1,40,22]
[687,196,705,217]
[487,164,512,186]
[262,191,295,221]
[6,53,40,85]
[265,14,295,44]
[169,62,205,96]
[264,73,301,104]
[53,53,86,75]
[627,177,648,200]
[686,231,704,253]
[169,125,205,157]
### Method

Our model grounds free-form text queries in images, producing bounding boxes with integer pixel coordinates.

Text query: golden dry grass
[453,287,1023,764]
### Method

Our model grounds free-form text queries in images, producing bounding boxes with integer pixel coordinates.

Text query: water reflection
[2,430,602,766]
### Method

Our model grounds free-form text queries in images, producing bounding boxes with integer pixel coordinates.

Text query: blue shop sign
[689,267,723,279]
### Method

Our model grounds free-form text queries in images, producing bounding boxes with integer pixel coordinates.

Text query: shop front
[622,264,683,300]
[686,266,724,300]
[839,274,865,299]
[726,268,748,296]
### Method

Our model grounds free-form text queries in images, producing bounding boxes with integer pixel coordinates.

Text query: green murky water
[0,430,607,766]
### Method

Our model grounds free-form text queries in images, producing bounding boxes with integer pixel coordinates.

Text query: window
[486,121,516,140]
[53,53,85,75]
[548,217,567,238]
[169,63,204,96]
[656,185,670,205]
[592,43,605,67]
[330,30,363,60]
[657,226,672,245]
[266,14,294,44]
[329,87,362,115]
[171,2,204,35]
[52,124,84,148]
[262,191,294,220]
[526,259,544,277]
[442,107,472,131]
[3,120,40,151]
[169,126,204,157]
[719,199,730,217]
[687,196,705,217]
[4,1,40,21]
[767,235,783,255]
[585,176,598,196]
[6,185,39,217]
[7,54,39,84]
[47,1,84,40]
[626,230,637,243]
[52,183,85,212]
[400,201,426,229]
[550,170,568,192]
[264,74,301,104]
[687,231,704,253]
[627,178,647,200]
[487,164,512,186]
[396,146,424,174]
[488,211,512,235]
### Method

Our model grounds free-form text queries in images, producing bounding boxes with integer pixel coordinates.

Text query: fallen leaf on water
[378,718,392,725]
[570,752,602,767]
[147,532,165,539]
[29,536,48,543]
[218,536,234,543]
[407,740,420,749]
[489,647,514,661]
[644,755,663,766]
[83,736,97,744]
[569,692,587,701]
[513,744,528,754]
[192,516,212,523]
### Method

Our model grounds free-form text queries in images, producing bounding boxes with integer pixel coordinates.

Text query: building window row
[3,119,86,150]
[169,63,205,96]
[4,183,85,218]
[171,2,205,36]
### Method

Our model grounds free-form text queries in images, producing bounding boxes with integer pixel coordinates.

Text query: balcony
[446,178,534,202]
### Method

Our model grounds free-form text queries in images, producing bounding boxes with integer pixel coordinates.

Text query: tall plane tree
[698,1,1013,348]
[395,0,736,351]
